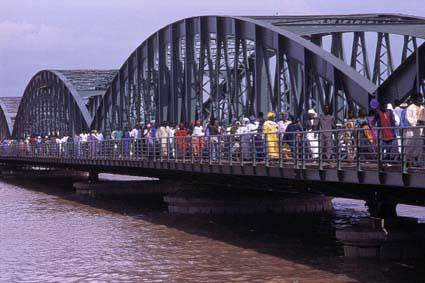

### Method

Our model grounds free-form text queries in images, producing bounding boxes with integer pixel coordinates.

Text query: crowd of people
[3,96,425,166]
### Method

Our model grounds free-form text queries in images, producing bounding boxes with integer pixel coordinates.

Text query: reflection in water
[0,177,425,283]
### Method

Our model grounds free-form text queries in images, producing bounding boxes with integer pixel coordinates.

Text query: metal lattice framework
[0,97,21,140]
[90,14,425,131]
[91,15,380,131]
[6,14,425,137]
[13,70,117,139]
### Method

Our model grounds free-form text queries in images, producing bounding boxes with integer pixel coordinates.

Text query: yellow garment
[263,120,279,159]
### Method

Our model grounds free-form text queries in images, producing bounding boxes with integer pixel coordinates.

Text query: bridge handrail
[0,126,424,174]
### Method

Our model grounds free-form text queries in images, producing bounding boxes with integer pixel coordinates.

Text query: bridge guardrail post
[356,130,362,172]
[191,137,194,164]
[301,132,306,170]
[265,133,269,167]
[401,128,407,174]
[167,137,171,163]
[336,130,341,171]
[279,133,283,168]
[377,129,382,171]
[318,131,323,170]
[209,136,212,165]
[252,134,256,167]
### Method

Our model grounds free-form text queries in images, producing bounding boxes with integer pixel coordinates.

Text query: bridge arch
[0,97,21,140]
[13,70,117,139]
[251,14,425,85]
[91,15,378,132]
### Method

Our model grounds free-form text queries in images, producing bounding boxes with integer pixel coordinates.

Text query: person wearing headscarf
[263,112,279,160]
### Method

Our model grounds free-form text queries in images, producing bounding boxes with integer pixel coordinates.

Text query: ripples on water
[1,176,425,282]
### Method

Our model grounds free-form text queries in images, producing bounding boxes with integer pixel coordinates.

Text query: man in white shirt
[277,112,291,134]
[406,96,424,164]
[130,126,139,140]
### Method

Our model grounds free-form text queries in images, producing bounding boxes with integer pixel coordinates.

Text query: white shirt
[236,125,249,135]
[80,133,88,142]
[406,104,424,127]
[192,126,204,137]
[278,120,291,134]
[130,128,139,139]
[247,123,258,133]
[167,127,175,138]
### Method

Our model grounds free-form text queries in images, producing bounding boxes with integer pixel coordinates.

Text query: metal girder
[251,14,425,39]
[13,70,116,138]
[91,16,378,132]
[373,33,394,86]
[351,32,371,80]
[377,42,425,104]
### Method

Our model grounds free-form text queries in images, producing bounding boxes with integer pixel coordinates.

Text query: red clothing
[379,111,395,141]
[175,129,188,157]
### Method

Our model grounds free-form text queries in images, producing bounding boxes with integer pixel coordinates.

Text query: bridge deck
[1,127,425,190]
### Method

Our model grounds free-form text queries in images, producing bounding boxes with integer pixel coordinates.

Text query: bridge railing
[1,126,424,173]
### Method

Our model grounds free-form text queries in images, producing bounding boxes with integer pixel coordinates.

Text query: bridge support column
[74,174,179,200]
[336,192,425,260]
[365,193,397,219]
[88,171,99,184]
[164,190,333,215]
[336,216,425,260]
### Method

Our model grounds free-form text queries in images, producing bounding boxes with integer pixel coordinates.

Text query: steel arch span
[13,70,117,139]
[91,15,380,131]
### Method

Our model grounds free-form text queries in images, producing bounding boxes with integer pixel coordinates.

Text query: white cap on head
[308,109,317,115]
[242,117,250,123]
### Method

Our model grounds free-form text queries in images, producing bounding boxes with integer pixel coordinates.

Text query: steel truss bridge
[1,14,425,207]
[0,14,424,140]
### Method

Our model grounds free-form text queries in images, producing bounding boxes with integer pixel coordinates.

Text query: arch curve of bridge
[91,15,377,131]
[250,14,425,38]
[13,70,95,138]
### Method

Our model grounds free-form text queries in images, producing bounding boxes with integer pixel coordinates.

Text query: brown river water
[1,175,425,283]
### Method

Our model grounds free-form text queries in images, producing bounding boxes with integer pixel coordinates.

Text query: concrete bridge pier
[73,174,180,200]
[336,193,425,260]
[365,193,398,219]
[88,171,99,184]
[164,189,333,216]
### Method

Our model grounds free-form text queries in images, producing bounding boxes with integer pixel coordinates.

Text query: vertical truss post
[402,35,418,62]
[255,26,265,115]
[331,33,345,62]
[350,32,371,80]
[373,32,394,86]
[169,24,179,124]
[135,45,142,125]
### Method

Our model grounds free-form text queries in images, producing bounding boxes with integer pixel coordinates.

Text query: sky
[1,0,425,97]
